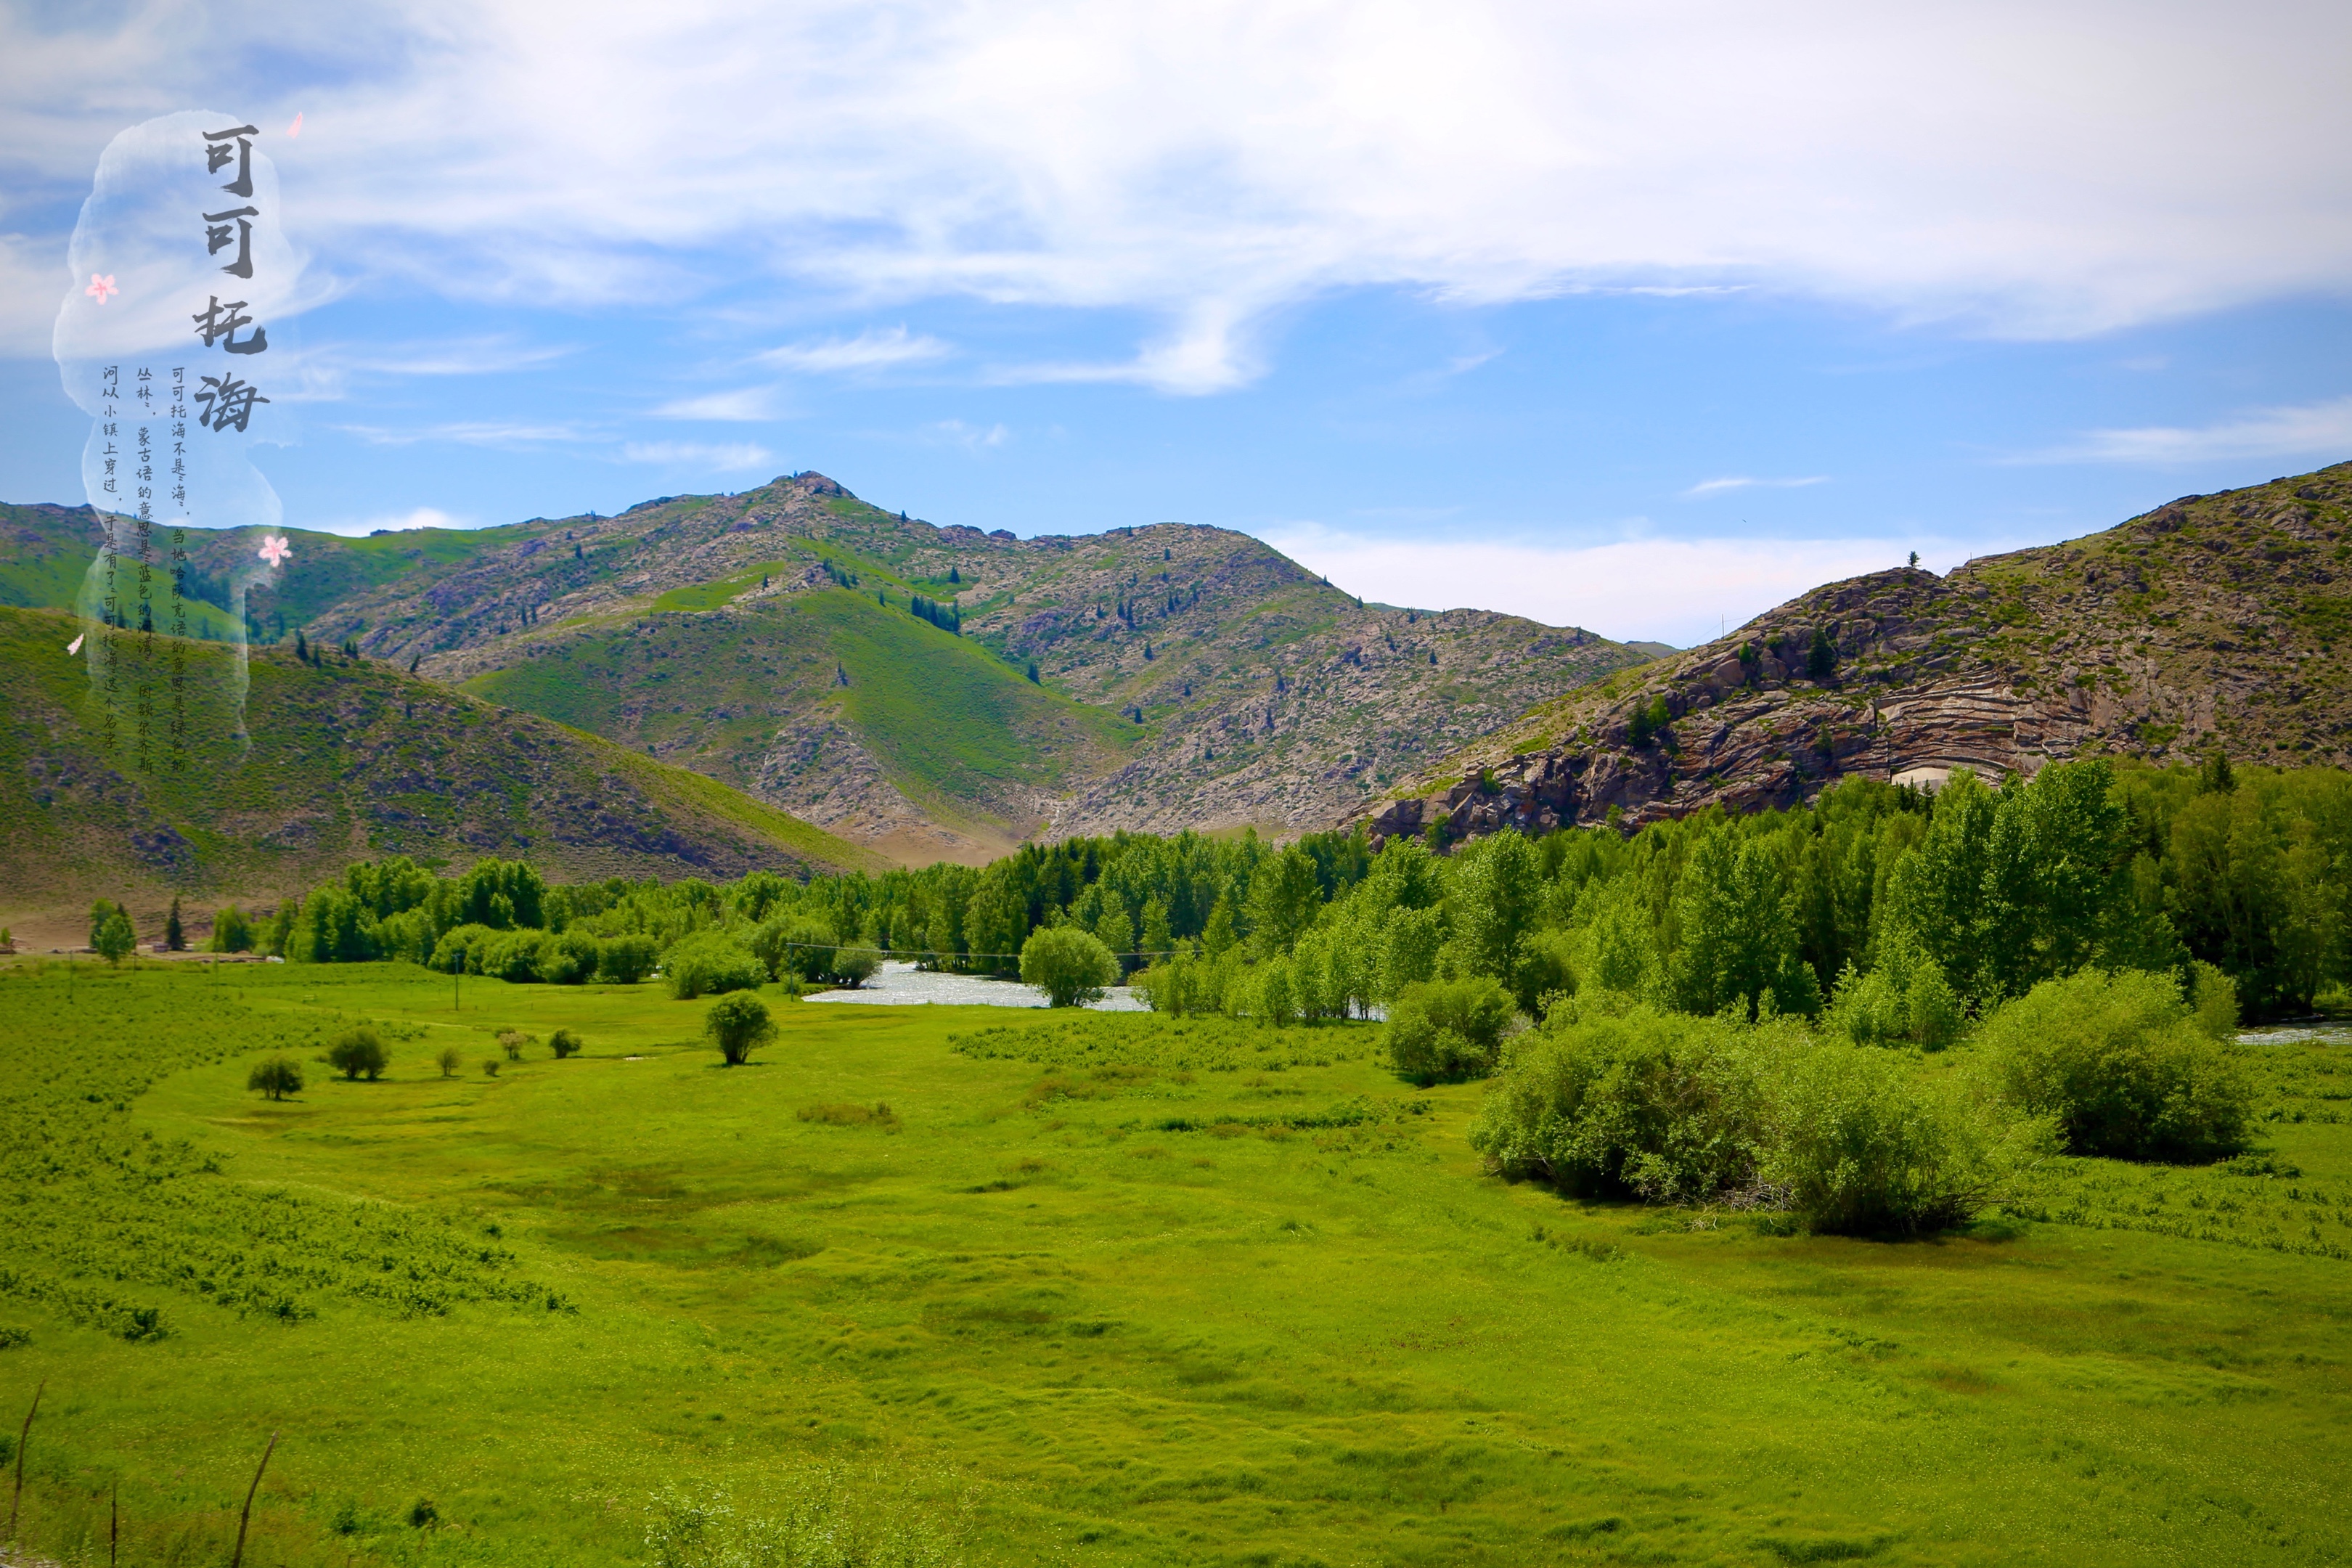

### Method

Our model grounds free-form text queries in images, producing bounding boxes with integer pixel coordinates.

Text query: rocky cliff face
[1367,462,2352,846]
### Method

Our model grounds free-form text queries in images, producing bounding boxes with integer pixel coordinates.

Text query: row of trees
[244,758,2346,1029]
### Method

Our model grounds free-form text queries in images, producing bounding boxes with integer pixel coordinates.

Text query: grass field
[2,961,2348,1566]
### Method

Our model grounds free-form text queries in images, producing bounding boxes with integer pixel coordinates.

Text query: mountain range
[6,461,2348,935]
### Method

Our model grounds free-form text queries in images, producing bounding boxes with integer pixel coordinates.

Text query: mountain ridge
[1363,462,2352,845]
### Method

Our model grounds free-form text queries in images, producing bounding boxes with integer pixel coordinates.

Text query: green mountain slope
[465,583,1135,861]
[1367,461,2352,841]
[0,605,881,942]
[270,473,1648,851]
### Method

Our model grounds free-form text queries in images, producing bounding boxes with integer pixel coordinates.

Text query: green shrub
[549,1028,582,1060]
[831,946,883,988]
[435,1045,462,1077]
[2190,961,2239,1042]
[1020,926,1119,1008]
[1977,968,2254,1161]
[752,914,834,983]
[1760,1043,2051,1234]
[538,928,600,985]
[428,923,498,975]
[1467,1005,1768,1198]
[705,991,777,1066]
[479,928,550,983]
[1826,933,1964,1050]
[497,1029,532,1061]
[247,1055,303,1101]
[1386,976,1514,1084]
[208,905,256,954]
[596,933,660,985]
[326,1028,389,1082]
[93,909,136,965]
[664,933,767,1000]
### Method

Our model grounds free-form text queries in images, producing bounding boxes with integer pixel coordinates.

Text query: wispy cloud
[757,327,951,374]
[1681,475,1830,499]
[335,338,576,377]
[334,420,589,449]
[1259,522,2012,648]
[621,440,775,470]
[925,420,1009,454]
[2021,395,2352,465]
[652,386,791,422]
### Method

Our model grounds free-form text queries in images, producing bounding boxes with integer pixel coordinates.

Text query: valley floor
[1,963,2347,1566]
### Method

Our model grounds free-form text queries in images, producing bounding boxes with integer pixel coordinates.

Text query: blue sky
[5,1,2349,645]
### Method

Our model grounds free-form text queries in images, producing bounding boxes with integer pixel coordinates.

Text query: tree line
[220,756,2345,1027]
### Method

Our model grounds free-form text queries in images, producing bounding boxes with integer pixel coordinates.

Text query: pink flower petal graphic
[258,534,293,568]
[68,633,85,656]
[85,274,118,305]
[287,113,303,139]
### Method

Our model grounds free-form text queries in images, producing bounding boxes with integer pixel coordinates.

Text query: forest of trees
[245,756,2349,1026]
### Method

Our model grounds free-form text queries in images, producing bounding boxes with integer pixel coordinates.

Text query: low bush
[597,933,660,986]
[497,1029,532,1061]
[706,992,777,1066]
[209,905,256,954]
[753,914,836,984]
[537,928,600,984]
[247,1055,303,1101]
[326,1028,389,1082]
[1021,926,1119,1008]
[1468,1005,1769,1199]
[1386,976,1514,1084]
[1760,1044,2052,1233]
[1977,968,2254,1161]
[479,929,549,983]
[549,1028,582,1060]
[832,946,883,988]
[1825,933,1964,1051]
[428,923,498,976]
[664,934,768,1000]
[435,1045,462,1078]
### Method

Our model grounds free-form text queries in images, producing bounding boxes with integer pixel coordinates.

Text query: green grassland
[0,605,878,927]
[2,962,2347,1566]
[466,587,1136,833]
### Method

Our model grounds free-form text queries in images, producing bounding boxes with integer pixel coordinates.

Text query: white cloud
[1259,522,2017,647]
[756,327,951,374]
[2025,394,2352,465]
[621,440,774,470]
[310,505,469,536]
[335,337,575,377]
[925,420,1009,454]
[335,420,588,449]
[652,386,789,422]
[10,1,2348,381]
[1681,475,1830,499]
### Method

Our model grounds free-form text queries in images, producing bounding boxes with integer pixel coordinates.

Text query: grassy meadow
[1,960,2348,1566]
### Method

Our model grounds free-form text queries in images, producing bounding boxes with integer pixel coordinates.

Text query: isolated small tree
[436,1045,463,1078]
[497,1029,531,1061]
[549,1028,582,1060]
[1021,926,1120,1008]
[327,1027,389,1082]
[247,1055,303,1101]
[705,992,777,1066]
[94,909,136,966]
[166,898,184,952]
